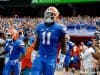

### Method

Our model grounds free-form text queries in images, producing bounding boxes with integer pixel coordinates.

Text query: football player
[31,6,66,75]
[64,35,75,75]
[0,29,26,75]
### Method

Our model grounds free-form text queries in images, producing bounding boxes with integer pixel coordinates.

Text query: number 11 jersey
[35,22,66,57]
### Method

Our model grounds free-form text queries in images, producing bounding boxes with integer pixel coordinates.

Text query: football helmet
[44,6,59,24]
[7,28,18,40]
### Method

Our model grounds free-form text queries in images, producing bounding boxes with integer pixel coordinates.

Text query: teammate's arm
[59,34,66,64]
[31,34,39,62]
[60,34,66,54]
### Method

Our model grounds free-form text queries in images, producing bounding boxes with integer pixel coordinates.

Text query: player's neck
[45,22,55,27]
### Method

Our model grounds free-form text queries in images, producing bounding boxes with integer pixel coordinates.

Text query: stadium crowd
[0,15,100,31]
[0,13,99,75]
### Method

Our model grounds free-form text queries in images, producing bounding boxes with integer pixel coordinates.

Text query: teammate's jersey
[66,41,74,55]
[5,39,26,60]
[66,42,71,55]
[35,22,66,57]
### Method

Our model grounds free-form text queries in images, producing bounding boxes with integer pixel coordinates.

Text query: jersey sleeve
[35,24,40,35]
[59,25,67,37]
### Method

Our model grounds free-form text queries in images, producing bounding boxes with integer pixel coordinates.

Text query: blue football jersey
[35,22,66,57]
[66,42,70,55]
[5,39,26,60]
[5,39,13,53]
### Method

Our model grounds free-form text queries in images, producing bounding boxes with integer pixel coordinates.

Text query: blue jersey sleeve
[59,25,67,37]
[35,24,40,35]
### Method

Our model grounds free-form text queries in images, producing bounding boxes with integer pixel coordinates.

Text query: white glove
[31,50,38,63]
[70,57,74,61]
[59,54,66,64]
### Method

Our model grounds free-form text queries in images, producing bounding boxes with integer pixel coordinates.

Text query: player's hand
[59,54,66,64]
[56,63,63,71]
[31,50,38,63]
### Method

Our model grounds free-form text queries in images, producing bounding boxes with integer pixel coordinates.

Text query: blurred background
[0,0,100,17]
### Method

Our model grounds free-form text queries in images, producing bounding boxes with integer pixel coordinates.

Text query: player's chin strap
[31,50,39,63]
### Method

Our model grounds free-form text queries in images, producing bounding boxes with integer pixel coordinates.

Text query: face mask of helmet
[44,12,55,25]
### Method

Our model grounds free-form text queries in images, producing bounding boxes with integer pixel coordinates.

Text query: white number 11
[42,31,51,45]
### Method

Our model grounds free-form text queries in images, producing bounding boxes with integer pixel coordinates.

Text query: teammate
[56,34,71,71]
[64,35,75,75]
[31,6,66,75]
[0,29,26,75]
